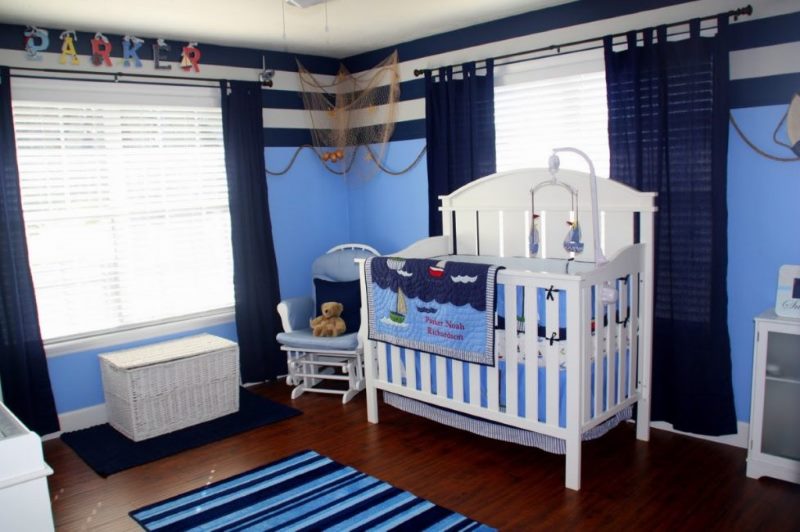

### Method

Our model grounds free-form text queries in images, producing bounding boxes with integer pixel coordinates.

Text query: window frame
[10,76,236,357]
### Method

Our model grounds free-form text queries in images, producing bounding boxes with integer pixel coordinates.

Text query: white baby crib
[357,166,656,490]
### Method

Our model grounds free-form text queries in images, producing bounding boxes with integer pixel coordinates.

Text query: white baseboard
[42,404,108,441]
[650,420,749,449]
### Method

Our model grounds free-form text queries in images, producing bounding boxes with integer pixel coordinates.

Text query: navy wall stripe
[263,89,306,110]
[262,118,426,148]
[730,73,800,109]
[263,128,314,147]
[399,78,425,102]
[2,23,339,74]
[729,11,800,51]
[343,0,693,71]
[390,119,426,142]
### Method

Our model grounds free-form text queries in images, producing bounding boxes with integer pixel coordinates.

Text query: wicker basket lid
[99,334,238,369]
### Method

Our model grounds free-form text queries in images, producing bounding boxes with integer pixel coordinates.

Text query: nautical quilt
[365,257,503,365]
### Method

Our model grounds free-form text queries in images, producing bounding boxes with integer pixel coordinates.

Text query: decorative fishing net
[296,50,400,179]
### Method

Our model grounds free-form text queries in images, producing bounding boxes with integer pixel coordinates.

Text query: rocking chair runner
[276,244,378,403]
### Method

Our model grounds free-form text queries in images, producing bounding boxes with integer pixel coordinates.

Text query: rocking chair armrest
[277,296,315,332]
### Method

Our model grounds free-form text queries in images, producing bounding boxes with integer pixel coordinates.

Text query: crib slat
[606,288,618,409]
[501,210,527,258]
[390,345,403,387]
[524,284,538,422]
[545,288,560,425]
[478,210,502,256]
[594,284,604,418]
[378,342,388,383]
[505,284,519,417]
[453,360,464,402]
[454,210,478,255]
[469,363,481,406]
[436,355,447,397]
[420,352,431,393]
[487,365,499,411]
[618,276,629,400]
[582,287,593,424]
[630,272,640,398]
[406,348,417,390]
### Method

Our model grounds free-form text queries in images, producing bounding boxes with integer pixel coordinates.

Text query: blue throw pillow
[314,279,361,333]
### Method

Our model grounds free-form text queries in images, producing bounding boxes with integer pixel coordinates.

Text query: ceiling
[0,0,577,58]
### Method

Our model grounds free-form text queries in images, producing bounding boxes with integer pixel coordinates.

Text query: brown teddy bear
[310,301,347,337]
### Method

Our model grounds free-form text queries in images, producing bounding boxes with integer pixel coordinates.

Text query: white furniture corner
[0,402,55,531]
[747,309,800,484]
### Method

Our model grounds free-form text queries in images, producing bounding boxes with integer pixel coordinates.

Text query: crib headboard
[439,168,657,261]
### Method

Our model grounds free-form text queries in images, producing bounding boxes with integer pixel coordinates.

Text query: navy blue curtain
[220,81,285,382]
[604,18,736,435]
[425,61,496,237]
[0,67,60,434]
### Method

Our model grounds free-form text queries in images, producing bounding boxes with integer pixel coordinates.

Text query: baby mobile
[21,26,203,73]
[528,162,585,258]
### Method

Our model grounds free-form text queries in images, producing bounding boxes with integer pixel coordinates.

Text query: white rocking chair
[276,244,378,403]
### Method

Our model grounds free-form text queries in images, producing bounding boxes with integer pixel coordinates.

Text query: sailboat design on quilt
[389,286,407,324]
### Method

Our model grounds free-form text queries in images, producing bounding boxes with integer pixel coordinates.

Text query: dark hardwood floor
[45,381,800,531]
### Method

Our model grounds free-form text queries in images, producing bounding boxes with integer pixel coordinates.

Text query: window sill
[44,308,236,358]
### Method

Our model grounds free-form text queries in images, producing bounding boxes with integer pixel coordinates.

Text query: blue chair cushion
[276,329,359,351]
[314,278,361,333]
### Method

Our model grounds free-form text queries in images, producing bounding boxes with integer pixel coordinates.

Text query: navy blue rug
[130,450,494,531]
[61,388,301,477]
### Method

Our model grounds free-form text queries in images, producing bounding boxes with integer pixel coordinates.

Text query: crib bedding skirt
[380,345,633,454]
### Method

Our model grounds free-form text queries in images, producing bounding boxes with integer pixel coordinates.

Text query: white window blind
[11,79,234,341]
[495,69,610,177]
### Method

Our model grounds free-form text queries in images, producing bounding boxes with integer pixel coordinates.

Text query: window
[494,56,609,177]
[12,78,234,341]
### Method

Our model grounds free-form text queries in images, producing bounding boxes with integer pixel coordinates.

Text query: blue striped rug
[130,450,493,531]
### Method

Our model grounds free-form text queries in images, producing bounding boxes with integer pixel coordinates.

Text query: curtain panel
[220,81,285,382]
[604,18,736,435]
[0,66,60,434]
[424,61,497,237]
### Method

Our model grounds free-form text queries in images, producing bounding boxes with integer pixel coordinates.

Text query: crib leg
[565,435,582,491]
[636,391,651,441]
[366,383,379,423]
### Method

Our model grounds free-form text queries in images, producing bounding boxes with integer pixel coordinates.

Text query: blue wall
[267,147,352,298]
[347,139,429,255]
[727,105,800,421]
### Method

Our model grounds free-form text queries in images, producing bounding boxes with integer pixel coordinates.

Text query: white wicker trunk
[99,334,240,442]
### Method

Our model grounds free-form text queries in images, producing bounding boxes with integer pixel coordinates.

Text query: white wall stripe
[730,41,800,80]
[262,107,330,129]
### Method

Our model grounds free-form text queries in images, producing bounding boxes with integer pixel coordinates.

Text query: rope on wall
[265,143,427,176]
[729,113,800,162]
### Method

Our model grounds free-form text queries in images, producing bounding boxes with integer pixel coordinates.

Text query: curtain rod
[414,4,753,77]
[9,65,272,87]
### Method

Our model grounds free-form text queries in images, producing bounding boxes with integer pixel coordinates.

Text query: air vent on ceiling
[286,0,325,8]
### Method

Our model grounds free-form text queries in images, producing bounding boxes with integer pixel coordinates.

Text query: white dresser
[747,310,800,484]
[0,402,55,531]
